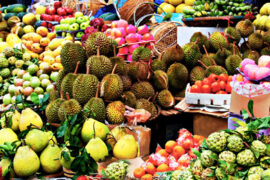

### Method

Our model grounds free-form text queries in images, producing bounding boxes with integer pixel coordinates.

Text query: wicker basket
[62,0,78,11]
[117,0,155,25]
[150,22,179,57]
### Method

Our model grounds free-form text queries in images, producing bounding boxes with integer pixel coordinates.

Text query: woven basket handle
[133,2,157,25]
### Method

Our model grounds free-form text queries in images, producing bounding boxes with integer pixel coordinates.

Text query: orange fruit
[145,163,156,175]
[133,167,145,178]
[176,166,185,171]
[172,145,185,159]
[141,174,153,180]
[193,135,205,143]
[165,140,177,153]
[158,149,169,157]
[156,163,169,172]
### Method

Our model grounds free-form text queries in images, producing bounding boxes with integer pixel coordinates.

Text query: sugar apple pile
[104,161,129,180]
[188,127,270,180]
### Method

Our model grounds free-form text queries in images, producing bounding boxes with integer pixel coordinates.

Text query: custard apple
[251,140,266,156]
[219,151,236,164]
[3,47,15,58]
[236,149,256,166]
[248,166,264,176]
[0,58,8,68]
[262,169,270,180]
[105,161,128,180]
[178,169,194,180]
[260,156,270,169]
[227,135,244,153]
[8,56,16,65]
[0,68,11,78]
[201,150,217,167]
[235,126,251,141]
[206,132,226,152]
[192,159,204,180]
[171,170,182,180]
[201,168,215,180]
[219,162,237,175]
[247,174,261,180]
[215,167,226,180]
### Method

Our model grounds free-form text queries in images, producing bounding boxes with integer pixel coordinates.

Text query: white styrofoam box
[185,84,231,106]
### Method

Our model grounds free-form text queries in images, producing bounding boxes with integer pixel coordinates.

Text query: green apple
[67,17,76,24]
[50,72,58,82]
[69,23,79,31]
[30,78,41,88]
[23,72,32,81]
[60,19,67,24]
[63,24,69,31]
[75,12,83,18]
[11,96,16,104]
[27,64,39,75]
[23,81,31,88]
[46,84,54,92]
[8,85,16,95]
[55,25,61,31]
[80,22,89,30]
[76,16,85,24]
[62,32,66,38]
[39,74,49,80]
[76,32,84,39]
[3,94,11,105]
[41,79,51,88]
[83,16,90,21]
[34,87,44,94]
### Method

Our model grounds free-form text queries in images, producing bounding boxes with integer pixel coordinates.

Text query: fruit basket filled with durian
[152,101,270,180]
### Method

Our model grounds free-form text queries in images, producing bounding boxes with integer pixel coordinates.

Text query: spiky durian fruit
[152,70,169,90]
[236,19,254,38]
[106,101,125,124]
[131,81,155,99]
[132,46,152,62]
[248,32,264,50]
[128,61,149,81]
[85,32,111,57]
[167,63,188,90]
[162,44,184,65]
[157,89,175,108]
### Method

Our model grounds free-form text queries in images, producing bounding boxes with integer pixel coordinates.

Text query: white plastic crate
[185,84,231,107]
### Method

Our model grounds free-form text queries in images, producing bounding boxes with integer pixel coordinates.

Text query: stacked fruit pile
[133,129,204,179]
[0,47,59,106]
[253,3,270,31]
[104,20,154,61]
[182,0,256,18]
[157,0,195,14]
[1,4,27,22]
[39,1,74,30]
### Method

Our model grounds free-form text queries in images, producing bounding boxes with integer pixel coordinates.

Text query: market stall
[0,0,269,179]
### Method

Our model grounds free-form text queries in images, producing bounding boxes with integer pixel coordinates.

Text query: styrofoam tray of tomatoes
[185,74,232,106]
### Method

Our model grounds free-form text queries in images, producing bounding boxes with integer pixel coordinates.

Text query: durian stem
[66,92,70,100]
[113,46,117,57]
[159,51,164,62]
[233,42,236,55]
[246,42,251,50]
[97,46,100,56]
[74,61,80,75]
[86,65,90,75]
[216,24,219,32]
[60,90,63,99]
[152,92,158,103]
[95,83,100,98]
[72,32,75,43]
[112,64,118,74]
[198,60,208,69]
[203,45,209,56]
[218,43,223,52]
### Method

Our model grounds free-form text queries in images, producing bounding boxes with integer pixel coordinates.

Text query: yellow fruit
[40,37,50,47]
[31,43,43,54]
[51,63,63,70]
[30,52,39,59]
[176,4,187,13]
[162,3,176,13]
[158,3,169,14]
[22,13,37,25]
[0,42,10,53]
[40,51,53,61]
[260,3,270,15]
[55,55,61,63]
[19,108,43,132]
[6,33,21,47]
[47,32,56,40]
[52,46,61,57]
[64,36,73,41]
[43,55,55,64]
[185,0,196,6]
[36,6,46,14]
[48,38,64,50]
[168,0,182,6]
[74,41,82,45]
[36,26,48,37]
[39,62,50,70]
[266,18,270,30]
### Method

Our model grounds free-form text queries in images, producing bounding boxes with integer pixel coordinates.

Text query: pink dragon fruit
[240,58,256,72]
[255,67,270,80]
[258,55,270,68]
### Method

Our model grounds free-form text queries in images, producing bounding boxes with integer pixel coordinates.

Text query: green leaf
[191,148,201,158]
[42,93,50,104]
[248,100,254,117]
[242,109,249,120]
[61,150,71,161]
[56,121,68,138]
[15,95,22,104]
[201,139,208,149]
[30,93,39,105]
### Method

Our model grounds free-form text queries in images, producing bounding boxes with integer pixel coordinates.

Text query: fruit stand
[0,0,270,179]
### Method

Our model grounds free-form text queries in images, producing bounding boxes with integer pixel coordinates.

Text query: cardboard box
[230,90,270,118]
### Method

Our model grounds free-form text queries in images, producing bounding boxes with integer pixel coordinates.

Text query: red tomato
[226,83,232,93]
[202,84,211,93]
[208,73,219,82]
[190,85,200,93]
[202,78,211,86]
[219,81,226,90]
[228,76,233,82]
[216,90,227,94]
[211,82,221,93]
[219,73,228,82]
[195,80,203,88]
